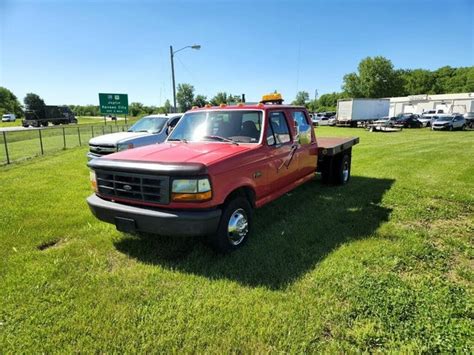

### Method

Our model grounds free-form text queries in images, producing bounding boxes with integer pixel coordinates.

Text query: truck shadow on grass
[115,176,394,290]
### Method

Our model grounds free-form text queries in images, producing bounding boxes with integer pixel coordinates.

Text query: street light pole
[169,44,201,113]
[170,45,177,113]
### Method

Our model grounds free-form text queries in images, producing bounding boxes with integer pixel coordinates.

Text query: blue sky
[1,0,473,106]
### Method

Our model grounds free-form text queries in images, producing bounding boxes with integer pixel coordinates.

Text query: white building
[389,93,474,116]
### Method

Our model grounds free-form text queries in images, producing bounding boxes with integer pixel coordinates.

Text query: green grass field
[0,127,472,352]
[0,124,132,164]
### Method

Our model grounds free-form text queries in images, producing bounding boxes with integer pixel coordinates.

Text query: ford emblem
[123,184,132,191]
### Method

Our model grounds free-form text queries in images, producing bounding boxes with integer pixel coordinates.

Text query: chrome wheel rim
[227,208,248,246]
[342,160,350,182]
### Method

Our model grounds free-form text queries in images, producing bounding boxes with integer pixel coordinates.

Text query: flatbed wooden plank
[316,137,359,156]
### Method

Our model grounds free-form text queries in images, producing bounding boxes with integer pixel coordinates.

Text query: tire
[208,196,253,253]
[449,125,453,131]
[334,153,351,185]
[321,152,351,185]
[461,124,466,131]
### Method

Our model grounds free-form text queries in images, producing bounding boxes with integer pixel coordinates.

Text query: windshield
[435,116,452,121]
[168,110,263,143]
[128,116,167,133]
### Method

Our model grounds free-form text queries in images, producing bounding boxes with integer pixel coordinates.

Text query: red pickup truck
[87,94,359,253]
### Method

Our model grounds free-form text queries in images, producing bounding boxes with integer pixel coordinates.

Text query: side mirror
[298,123,312,145]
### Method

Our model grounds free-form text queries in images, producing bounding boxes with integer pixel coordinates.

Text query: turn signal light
[205,104,212,108]
[171,191,212,202]
[219,103,227,108]
[90,171,97,192]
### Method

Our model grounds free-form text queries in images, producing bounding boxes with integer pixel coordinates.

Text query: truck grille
[95,170,170,205]
[89,144,116,156]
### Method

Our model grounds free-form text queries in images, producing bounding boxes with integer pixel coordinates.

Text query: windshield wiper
[168,138,188,143]
[202,135,239,145]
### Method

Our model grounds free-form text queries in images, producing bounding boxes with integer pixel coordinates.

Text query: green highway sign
[98,93,129,115]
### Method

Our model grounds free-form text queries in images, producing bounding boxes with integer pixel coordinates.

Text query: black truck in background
[22,106,77,127]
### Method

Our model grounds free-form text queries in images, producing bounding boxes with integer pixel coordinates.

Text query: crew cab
[87,94,359,253]
[87,114,182,160]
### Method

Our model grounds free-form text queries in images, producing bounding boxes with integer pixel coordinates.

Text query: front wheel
[208,197,253,253]
[449,125,453,131]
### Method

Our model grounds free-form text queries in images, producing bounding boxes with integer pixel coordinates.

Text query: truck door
[291,110,317,178]
[264,111,299,191]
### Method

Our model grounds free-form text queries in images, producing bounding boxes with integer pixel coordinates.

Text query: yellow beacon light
[260,92,284,105]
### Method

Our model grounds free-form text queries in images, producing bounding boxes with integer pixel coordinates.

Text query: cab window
[292,111,308,127]
[267,111,291,146]
[292,111,312,145]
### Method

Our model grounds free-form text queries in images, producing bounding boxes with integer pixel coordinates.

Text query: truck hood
[104,142,254,166]
[89,131,150,146]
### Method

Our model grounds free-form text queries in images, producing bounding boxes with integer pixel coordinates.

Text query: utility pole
[170,46,176,113]
[169,44,201,113]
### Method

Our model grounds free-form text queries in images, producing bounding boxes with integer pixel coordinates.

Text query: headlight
[117,143,134,152]
[90,170,97,192]
[171,178,212,202]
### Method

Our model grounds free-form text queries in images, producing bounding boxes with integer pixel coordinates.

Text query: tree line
[1,56,472,117]
[294,56,474,112]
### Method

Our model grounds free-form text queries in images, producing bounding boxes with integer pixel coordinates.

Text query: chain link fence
[1,124,130,165]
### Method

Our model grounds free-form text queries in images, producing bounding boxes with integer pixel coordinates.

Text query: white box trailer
[337,98,390,127]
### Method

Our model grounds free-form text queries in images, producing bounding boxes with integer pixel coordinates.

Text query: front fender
[212,175,258,206]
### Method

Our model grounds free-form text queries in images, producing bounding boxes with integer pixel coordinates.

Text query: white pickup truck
[87,114,182,160]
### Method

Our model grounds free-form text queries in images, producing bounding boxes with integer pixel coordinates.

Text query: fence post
[3,131,10,164]
[102,126,105,135]
[91,125,94,138]
[77,126,82,146]
[110,125,113,133]
[38,129,44,155]
[62,127,66,149]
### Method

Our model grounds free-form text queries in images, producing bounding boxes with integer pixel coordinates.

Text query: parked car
[464,112,474,128]
[394,113,422,128]
[431,115,466,131]
[312,113,330,126]
[372,116,397,126]
[420,109,445,127]
[87,114,182,160]
[2,113,16,122]
[328,116,337,126]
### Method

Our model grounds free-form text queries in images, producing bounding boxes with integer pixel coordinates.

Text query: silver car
[87,114,182,160]
[431,115,466,131]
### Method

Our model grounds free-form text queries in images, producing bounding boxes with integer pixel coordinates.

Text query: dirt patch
[37,239,61,251]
